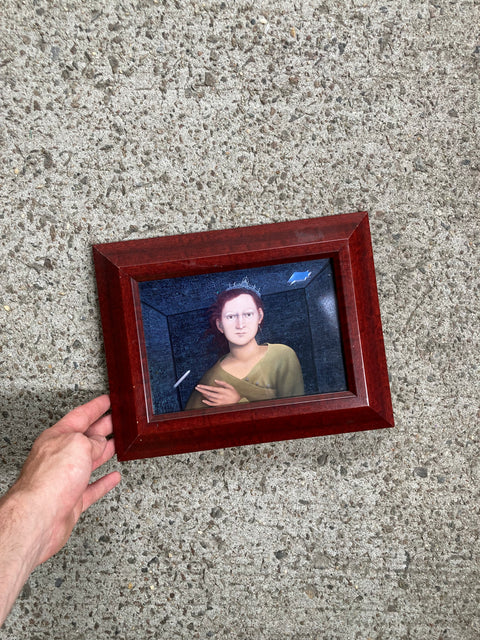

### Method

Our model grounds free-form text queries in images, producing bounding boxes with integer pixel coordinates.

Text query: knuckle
[70,432,90,453]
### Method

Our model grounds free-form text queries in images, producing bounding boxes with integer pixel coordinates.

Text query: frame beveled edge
[348,214,394,428]
[92,211,366,273]
[93,212,393,461]
[92,249,141,458]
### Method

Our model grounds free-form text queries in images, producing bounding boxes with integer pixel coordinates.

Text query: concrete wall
[1,1,478,638]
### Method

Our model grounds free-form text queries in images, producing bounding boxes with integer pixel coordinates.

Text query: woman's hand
[195,380,242,406]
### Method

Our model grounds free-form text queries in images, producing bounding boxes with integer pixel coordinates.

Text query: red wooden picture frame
[93,212,393,461]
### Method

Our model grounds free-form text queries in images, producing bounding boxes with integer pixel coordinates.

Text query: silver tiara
[225,278,261,297]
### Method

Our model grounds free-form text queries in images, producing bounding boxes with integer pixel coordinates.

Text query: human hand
[195,380,241,406]
[10,394,121,566]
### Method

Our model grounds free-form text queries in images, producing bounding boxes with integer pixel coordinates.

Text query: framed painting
[93,212,393,461]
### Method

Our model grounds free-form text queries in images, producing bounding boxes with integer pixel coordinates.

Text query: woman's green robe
[185,343,305,410]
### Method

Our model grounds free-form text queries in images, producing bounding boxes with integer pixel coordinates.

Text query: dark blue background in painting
[139,259,347,415]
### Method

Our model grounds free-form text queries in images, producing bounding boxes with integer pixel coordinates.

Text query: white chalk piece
[174,370,191,388]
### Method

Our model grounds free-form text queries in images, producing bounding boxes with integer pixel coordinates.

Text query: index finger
[54,394,112,435]
[85,413,114,439]
[196,384,220,392]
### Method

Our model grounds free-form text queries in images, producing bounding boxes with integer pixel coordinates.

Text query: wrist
[0,485,49,570]
[0,487,51,626]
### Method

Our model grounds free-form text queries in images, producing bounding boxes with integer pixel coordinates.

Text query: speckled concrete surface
[1,1,479,638]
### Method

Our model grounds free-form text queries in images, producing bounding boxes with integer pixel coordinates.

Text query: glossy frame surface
[93,212,393,461]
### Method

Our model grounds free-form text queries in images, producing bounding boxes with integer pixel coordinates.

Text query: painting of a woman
[185,281,305,409]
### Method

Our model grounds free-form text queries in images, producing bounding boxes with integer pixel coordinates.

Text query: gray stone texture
[0,0,478,638]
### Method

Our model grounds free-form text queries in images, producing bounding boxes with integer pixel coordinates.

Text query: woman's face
[216,293,264,348]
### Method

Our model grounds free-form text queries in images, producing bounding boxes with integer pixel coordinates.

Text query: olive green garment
[185,343,305,410]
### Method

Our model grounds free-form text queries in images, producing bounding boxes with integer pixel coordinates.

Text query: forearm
[0,489,46,626]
